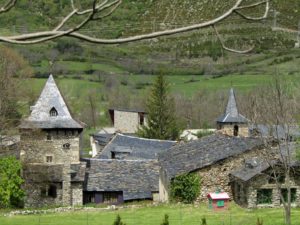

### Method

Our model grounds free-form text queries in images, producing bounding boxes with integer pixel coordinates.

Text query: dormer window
[50,107,58,117]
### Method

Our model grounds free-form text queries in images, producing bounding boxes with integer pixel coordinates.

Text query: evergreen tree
[138,74,180,140]
[113,215,126,225]
[160,214,169,225]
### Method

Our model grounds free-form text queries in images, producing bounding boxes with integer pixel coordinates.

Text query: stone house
[83,159,159,204]
[108,108,147,134]
[158,134,264,202]
[230,158,300,208]
[217,88,249,137]
[19,75,86,207]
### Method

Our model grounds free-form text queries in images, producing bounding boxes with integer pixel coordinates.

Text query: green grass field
[0,204,299,225]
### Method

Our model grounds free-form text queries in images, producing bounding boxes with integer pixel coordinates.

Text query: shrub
[113,215,126,225]
[160,214,169,225]
[170,173,201,204]
[201,217,207,225]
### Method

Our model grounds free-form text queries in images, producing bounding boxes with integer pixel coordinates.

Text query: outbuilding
[207,192,230,211]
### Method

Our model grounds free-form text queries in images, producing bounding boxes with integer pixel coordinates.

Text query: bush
[113,215,126,225]
[170,173,201,204]
[0,156,24,208]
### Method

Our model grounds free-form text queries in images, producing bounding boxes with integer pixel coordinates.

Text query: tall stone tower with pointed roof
[216,88,249,137]
[20,75,86,207]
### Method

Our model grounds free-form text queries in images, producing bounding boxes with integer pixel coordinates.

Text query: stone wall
[195,148,265,202]
[20,129,81,164]
[114,111,146,133]
[219,124,249,137]
[243,171,300,208]
[72,183,83,206]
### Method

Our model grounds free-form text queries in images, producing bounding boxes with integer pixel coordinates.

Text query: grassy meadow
[0,203,299,225]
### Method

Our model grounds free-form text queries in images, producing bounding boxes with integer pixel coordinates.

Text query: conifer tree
[138,74,180,140]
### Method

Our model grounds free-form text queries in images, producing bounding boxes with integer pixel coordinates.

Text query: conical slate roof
[20,75,83,129]
[216,88,248,124]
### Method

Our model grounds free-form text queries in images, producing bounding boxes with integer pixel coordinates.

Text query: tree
[248,75,300,225]
[0,156,24,208]
[0,45,33,140]
[0,0,270,53]
[137,74,180,140]
[160,214,169,225]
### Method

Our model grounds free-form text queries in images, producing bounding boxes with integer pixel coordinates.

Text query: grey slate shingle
[19,75,82,129]
[96,134,176,160]
[159,134,263,179]
[83,159,159,201]
[217,88,248,123]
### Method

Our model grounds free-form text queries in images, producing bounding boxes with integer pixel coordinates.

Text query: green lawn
[0,204,299,225]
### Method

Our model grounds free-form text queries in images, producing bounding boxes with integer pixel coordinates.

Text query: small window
[111,152,116,159]
[46,156,53,163]
[46,132,52,140]
[257,189,272,204]
[234,125,239,136]
[50,107,58,117]
[217,200,225,207]
[48,185,57,198]
[103,192,119,204]
[139,113,145,125]
[63,143,71,149]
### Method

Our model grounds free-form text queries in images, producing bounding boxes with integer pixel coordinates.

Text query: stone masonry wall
[246,172,300,208]
[114,111,142,133]
[219,124,249,137]
[71,183,83,206]
[196,148,265,202]
[20,129,81,164]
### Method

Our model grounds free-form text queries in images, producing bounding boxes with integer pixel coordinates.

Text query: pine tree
[113,215,126,225]
[138,74,180,140]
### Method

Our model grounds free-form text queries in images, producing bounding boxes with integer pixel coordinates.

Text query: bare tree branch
[0,0,16,13]
[0,0,270,53]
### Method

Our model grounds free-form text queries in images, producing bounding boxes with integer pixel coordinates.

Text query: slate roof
[159,134,263,179]
[230,158,270,182]
[19,75,83,129]
[83,159,159,201]
[217,88,248,124]
[96,133,176,160]
[109,108,147,113]
[23,162,86,182]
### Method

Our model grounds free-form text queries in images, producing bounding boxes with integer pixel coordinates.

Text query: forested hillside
[1,0,300,131]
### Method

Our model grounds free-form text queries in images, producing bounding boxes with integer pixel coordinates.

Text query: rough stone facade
[195,148,265,201]
[232,169,300,208]
[218,124,249,137]
[113,110,146,133]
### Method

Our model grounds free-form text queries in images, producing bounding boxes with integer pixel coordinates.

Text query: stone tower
[216,88,249,137]
[19,75,86,207]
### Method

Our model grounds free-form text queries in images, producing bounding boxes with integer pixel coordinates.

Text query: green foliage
[0,156,24,208]
[201,217,207,225]
[113,215,126,225]
[170,173,201,204]
[160,214,169,225]
[196,130,213,139]
[137,74,180,140]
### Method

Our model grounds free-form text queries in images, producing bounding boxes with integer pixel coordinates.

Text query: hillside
[1,0,300,131]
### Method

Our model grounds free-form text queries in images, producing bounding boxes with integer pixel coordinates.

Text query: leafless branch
[0,0,16,13]
[0,0,270,53]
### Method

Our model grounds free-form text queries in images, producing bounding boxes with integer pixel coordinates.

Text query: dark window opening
[50,107,58,117]
[257,189,272,204]
[111,152,116,159]
[139,113,145,125]
[63,143,71,149]
[48,185,57,198]
[103,192,119,204]
[46,156,53,163]
[234,125,239,136]
[281,188,297,204]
